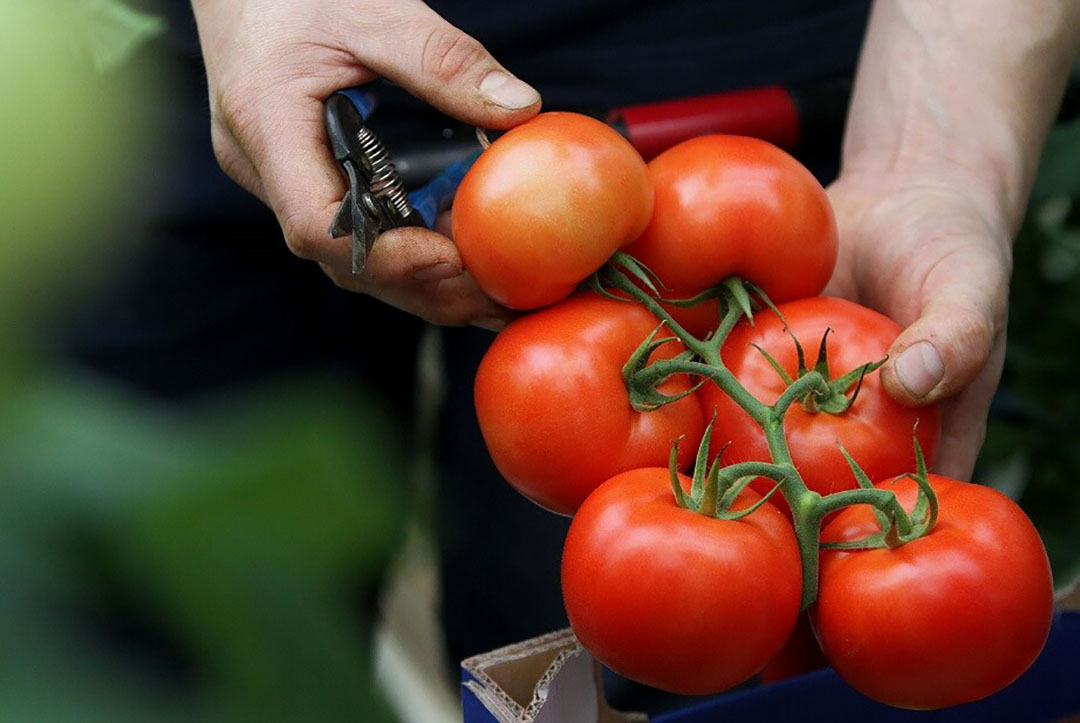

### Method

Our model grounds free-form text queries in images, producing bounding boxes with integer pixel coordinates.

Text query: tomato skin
[623,135,837,334]
[758,613,827,684]
[814,475,1054,710]
[700,297,940,506]
[474,295,704,515]
[562,468,802,694]
[452,112,653,310]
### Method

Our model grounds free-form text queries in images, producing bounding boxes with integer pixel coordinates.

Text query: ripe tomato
[622,135,837,335]
[814,475,1054,709]
[562,468,802,694]
[452,112,652,310]
[474,294,704,515]
[758,613,827,684]
[700,297,940,506]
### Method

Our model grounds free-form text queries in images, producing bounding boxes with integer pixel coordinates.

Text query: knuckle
[419,27,488,84]
[955,310,995,360]
[212,81,265,156]
[280,208,316,260]
[210,124,246,180]
[323,264,359,292]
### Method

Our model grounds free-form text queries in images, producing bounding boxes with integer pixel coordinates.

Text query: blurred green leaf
[0,372,404,722]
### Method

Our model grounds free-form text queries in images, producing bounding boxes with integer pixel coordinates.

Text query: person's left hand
[825,165,1013,480]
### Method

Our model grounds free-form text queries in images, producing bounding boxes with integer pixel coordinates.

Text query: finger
[348,1,541,129]
[932,335,1007,480]
[312,226,467,284]
[880,246,1010,407]
[366,226,466,284]
[245,84,369,264]
[210,123,267,203]
[321,226,517,327]
[321,261,514,328]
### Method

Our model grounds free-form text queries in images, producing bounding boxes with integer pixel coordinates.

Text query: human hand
[825,0,1080,481]
[825,166,1012,480]
[190,0,540,328]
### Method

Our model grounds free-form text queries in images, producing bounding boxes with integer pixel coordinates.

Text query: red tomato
[622,135,837,335]
[452,112,653,310]
[759,613,827,684]
[562,468,802,694]
[814,475,1054,709]
[474,294,704,515]
[700,297,940,507]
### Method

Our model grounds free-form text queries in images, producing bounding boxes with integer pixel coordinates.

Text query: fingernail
[413,262,460,281]
[895,341,945,398]
[479,71,540,110]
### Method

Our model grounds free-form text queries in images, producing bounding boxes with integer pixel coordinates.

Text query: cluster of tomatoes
[452,112,1054,710]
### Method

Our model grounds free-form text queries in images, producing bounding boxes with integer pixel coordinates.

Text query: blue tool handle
[407,150,481,229]
[336,87,377,120]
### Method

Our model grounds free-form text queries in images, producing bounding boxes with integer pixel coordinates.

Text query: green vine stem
[596,259,937,609]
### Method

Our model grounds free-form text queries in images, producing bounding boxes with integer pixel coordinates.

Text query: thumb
[881,284,1006,407]
[353,2,541,129]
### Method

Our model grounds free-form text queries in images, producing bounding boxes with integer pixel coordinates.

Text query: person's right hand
[190,0,541,328]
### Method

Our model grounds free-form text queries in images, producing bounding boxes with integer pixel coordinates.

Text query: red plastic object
[608,86,801,160]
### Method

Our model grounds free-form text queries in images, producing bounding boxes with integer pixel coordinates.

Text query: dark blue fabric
[143,0,869,109]
[431,0,870,107]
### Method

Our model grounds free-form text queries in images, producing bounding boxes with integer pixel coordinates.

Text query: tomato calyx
[819,431,939,550]
[621,321,704,412]
[667,415,789,521]
[754,327,887,416]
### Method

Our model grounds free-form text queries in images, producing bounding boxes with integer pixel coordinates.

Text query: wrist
[838,147,1021,241]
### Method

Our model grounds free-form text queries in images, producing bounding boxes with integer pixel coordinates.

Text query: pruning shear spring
[324,87,478,275]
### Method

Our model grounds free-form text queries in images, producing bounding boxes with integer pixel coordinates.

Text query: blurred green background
[1,2,1078,722]
[1,3,403,721]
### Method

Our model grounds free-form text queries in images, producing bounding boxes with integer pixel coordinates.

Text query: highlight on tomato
[561,467,802,694]
[474,294,704,515]
[452,112,653,310]
[622,134,837,334]
[700,296,941,506]
[814,474,1054,710]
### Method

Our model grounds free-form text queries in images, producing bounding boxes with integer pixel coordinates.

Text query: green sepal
[899,430,938,540]
[812,328,833,379]
[838,443,891,531]
[745,282,787,326]
[659,286,724,308]
[786,327,810,377]
[690,413,717,501]
[587,271,627,302]
[621,322,670,380]
[820,534,888,551]
[723,277,756,323]
[833,356,887,395]
[610,251,667,296]
[814,364,869,415]
[668,438,690,509]
[633,381,708,412]
[716,473,758,513]
[697,455,724,517]
[718,479,784,521]
[752,343,795,385]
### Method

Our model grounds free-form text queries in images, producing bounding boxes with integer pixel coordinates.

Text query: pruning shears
[324,87,479,275]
